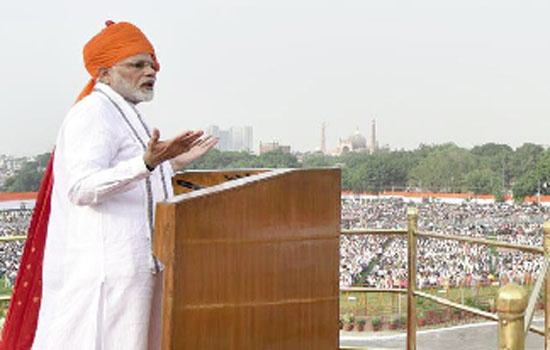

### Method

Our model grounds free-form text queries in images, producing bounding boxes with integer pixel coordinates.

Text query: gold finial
[496,283,528,315]
[543,221,550,237]
[543,222,550,253]
[407,207,419,220]
[497,283,527,350]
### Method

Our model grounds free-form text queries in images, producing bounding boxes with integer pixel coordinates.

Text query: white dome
[349,129,366,150]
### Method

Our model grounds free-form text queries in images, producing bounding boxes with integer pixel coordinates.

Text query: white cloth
[33,83,174,350]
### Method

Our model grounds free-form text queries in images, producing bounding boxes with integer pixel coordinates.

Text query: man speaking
[0,21,217,349]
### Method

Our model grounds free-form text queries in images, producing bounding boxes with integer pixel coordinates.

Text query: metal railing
[341,208,550,350]
[0,236,27,242]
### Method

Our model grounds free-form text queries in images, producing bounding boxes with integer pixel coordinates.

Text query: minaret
[321,122,326,154]
[369,119,376,154]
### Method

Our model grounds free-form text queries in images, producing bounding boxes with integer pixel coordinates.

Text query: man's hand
[170,135,219,171]
[143,129,203,169]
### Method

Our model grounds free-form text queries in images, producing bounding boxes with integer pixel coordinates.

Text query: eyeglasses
[115,60,156,71]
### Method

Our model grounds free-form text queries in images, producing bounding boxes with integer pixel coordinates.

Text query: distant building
[0,155,26,172]
[207,125,253,152]
[320,122,327,154]
[369,120,377,154]
[219,129,231,151]
[244,126,253,152]
[207,125,219,139]
[0,155,30,187]
[333,128,367,155]
[327,119,378,156]
[259,141,291,155]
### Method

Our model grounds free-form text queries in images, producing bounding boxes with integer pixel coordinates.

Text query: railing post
[497,283,527,350]
[544,222,550,349]
[407,207,418,350]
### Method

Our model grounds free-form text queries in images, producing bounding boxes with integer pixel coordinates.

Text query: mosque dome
[349,128,367,150]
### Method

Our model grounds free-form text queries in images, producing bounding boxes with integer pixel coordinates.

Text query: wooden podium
[153,168,340,350]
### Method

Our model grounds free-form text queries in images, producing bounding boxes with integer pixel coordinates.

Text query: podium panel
[154,168,340,350]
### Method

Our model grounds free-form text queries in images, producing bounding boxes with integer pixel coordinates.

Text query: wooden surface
[154,168,340,350]
[172,169,268,195]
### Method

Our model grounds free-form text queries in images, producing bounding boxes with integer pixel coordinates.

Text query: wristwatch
[145,161,156,172]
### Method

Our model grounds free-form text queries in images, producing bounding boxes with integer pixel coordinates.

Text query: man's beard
[110,72,154,104]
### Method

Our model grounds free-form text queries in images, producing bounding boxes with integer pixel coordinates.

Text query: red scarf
[0,153,54,349]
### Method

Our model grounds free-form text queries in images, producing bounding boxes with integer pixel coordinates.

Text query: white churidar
[33,83,174,350]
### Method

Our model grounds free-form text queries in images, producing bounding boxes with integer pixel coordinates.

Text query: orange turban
[76,20,160,102]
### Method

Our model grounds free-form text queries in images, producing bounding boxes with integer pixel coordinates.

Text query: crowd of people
[0,200,548,291]
[0,209,32,285]
[341,198,547,289]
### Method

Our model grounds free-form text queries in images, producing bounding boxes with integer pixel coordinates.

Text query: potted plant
[400,315,407,329]
[488,300,495,313]
[355,317,367,331]
[424,310,436,325]
[417,311,426,327]
[342,312,355,331]
[436,309,444,324]
[451,308,460,322]
[371,316,382,331]
[388,316,399,330]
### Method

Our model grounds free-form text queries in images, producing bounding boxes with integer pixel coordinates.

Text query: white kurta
[33,83,173,350]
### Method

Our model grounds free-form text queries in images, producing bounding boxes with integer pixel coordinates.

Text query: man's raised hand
[170,135,219,171]
[143,129,203,169]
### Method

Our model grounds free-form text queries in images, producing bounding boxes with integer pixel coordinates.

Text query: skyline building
[259,141,291,155]
[207,125,253,152]
[321,122,327,154]
[369,120,376,154]
[326,119,378,156]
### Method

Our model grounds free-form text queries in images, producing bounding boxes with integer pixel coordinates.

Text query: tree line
[3,142,550,200]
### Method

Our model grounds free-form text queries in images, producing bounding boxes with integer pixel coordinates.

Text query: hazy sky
[1,0,549,156]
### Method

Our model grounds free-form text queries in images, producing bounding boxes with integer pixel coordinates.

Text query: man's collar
[94,81,142,120]
[94,81,136,107]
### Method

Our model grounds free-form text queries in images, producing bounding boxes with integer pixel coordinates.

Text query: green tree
[341,165,365,192]
[471,143,512,187]
[512,170,538,200]
[362,152,410,192]
[10,141,548,195]
[256,150,300,168]
[462,168,502,195]
[509,143,544,182]
[339,152,370,169]
[535,150,550,189]
[301,153,337,167]
[409,144,476,191]
[185,149,257,169]
[512,149,550,200]
[334,150,423,192]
